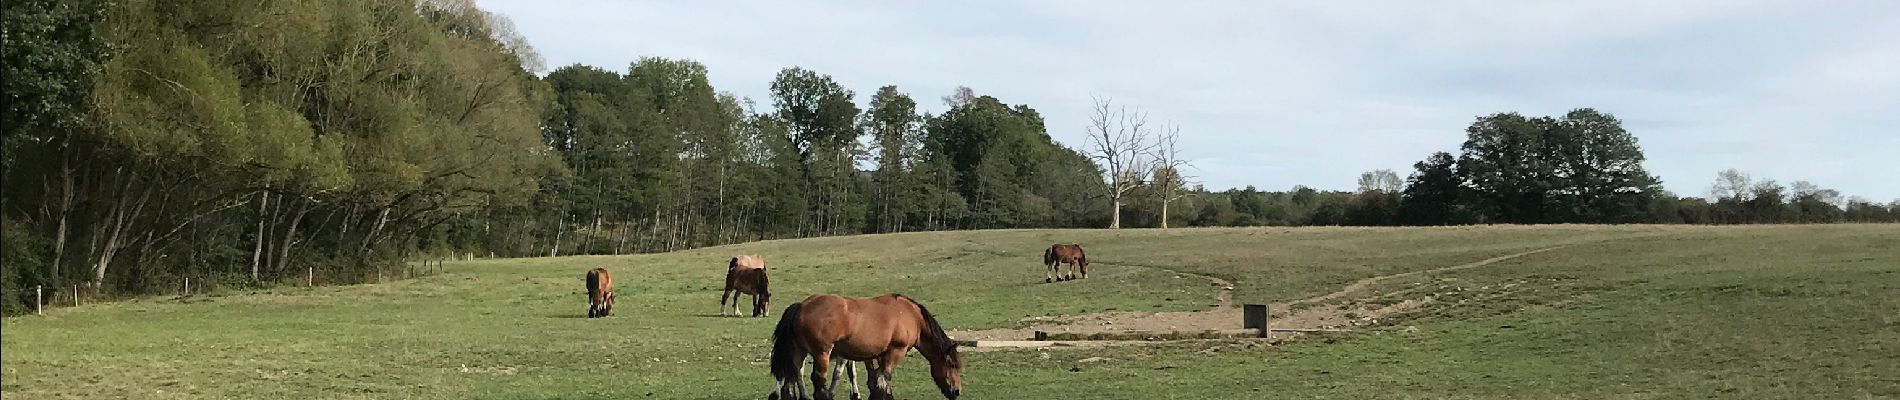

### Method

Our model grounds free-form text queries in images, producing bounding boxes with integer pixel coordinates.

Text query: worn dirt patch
[950,246,1564,342]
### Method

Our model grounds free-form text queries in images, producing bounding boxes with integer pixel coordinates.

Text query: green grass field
[4,225,1898,399]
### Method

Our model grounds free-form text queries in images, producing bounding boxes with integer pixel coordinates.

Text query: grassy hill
[4,225,1897,399]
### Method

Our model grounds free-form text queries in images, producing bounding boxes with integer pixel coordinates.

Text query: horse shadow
[692,313,769,319]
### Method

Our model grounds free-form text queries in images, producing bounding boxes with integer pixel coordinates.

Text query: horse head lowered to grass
[768,293,962,400]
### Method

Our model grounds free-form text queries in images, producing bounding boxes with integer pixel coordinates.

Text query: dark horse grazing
[722,264,771,317]
[769,294,963,400]
[585,268,615,318]
[1043,243,1089,282]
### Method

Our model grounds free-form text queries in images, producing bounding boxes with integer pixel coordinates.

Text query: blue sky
[475,1,1900,201]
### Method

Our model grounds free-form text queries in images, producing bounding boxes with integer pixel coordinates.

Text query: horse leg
[866,361,887,400]
[839,360,855,400]
[795,349,812,400]
[830,361,861,400]
[720,288,731,316]
[810,348,835,400]
[828,362,841,399]
[870,351,906,400]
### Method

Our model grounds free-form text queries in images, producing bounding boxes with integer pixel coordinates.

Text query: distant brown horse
[585,268,615,318]
[722,264,771,317]
[730,254,766,271]
[1043,243,1089,282]
[769,294,963,400]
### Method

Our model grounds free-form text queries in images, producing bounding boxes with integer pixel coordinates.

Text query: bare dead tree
[1086,97,1156,229]
[1356,169,1402,194]
[941,86,976,108]
[1149,123,1194,229]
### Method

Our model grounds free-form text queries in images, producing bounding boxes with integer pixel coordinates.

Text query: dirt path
[1287,246,1566,308]
[951,245,1568,342]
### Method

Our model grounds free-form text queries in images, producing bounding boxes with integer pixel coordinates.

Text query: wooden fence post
[307,266,314,287]
[183,277,190,295]
[36,285,43,315]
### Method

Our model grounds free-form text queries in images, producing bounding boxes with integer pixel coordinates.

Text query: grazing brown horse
[731,254,766,270]
[584,268,615,318]
[1043,243,1089,282]
[722,264,771,317]
[769,294,963,400]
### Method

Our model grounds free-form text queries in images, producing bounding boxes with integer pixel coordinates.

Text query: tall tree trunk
[615,217,630,254]
[1160,197,1170,229]
[250,192,270,280]
[1110,197,1123,229]
[649,208,661,253]
[549,216,566,257]
[715,162,727,242]
[360,206,390,258]
[273,198,312,277]
[590,210,603,253]
[51,150,76,283]
[93,170,153,286]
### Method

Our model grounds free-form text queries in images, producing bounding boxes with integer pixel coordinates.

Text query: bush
[2,216,51,316]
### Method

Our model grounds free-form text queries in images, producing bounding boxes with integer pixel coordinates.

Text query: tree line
[3,0,555,313]
[4,0,1896,315]
[1167,110,1899,228]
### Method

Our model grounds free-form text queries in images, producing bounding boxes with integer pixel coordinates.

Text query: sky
[475,1,1900,201]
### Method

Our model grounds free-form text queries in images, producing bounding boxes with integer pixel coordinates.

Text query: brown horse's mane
[896,294,955,353]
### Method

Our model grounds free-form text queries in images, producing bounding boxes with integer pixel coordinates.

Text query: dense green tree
[2,0,114,303]
[1456,113,1553,223]
[1450,109,1659,224]
[1400,152,1471,225]
[1545,109,1661,222]
[863,86,921,233]
[769,67,861,235]
[0,0,554,304]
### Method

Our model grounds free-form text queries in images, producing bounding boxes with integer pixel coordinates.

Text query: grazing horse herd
[581,243,1090,400]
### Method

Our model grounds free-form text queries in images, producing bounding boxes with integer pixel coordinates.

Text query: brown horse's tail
[768,302,804,382]
[584,269,603,317]
[1043,245,1056,266]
